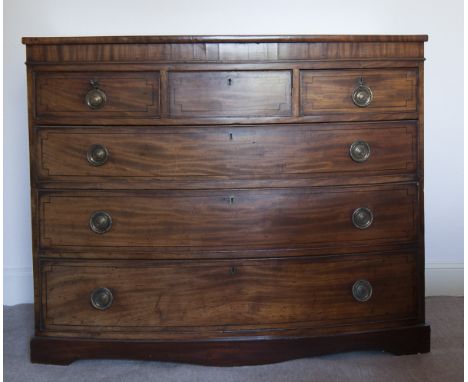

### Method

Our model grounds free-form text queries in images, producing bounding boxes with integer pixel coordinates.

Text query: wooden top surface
[22,34,429,45]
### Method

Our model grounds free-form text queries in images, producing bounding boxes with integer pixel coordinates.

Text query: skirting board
[4,267,34,306]
[425,263,464,296]
[3,263,464,305]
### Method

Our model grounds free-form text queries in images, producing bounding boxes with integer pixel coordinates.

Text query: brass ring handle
[85,80,107,109]
[85,89,107,109]
[352,279,373,302]
[90,287,114,310]
[349,141,371,162]
[352,78,373,107]
[352,207,374,229]
[87,144,109,166]
[89,211,112,234]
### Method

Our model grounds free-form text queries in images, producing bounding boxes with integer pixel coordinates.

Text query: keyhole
[229,196,235,205]
[228,78,232,86]
[229,266,237,275]
[229,133,233,140]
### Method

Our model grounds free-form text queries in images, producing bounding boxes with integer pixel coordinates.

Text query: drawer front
[37,122,417,181]
[168,71,292,118]
[300,69,417,116]
[34,72,160,119]
[41,253,417,330]
[39,185,418,250]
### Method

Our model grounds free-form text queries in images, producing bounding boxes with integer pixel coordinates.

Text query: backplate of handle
[89,211,112,234]
[87,144,109,166]
[90,287,114,310]
[352,279,373,302]
[85,80,107,109]
[352,78,373,107]
[352,207,374,229]
[349,140,371,162]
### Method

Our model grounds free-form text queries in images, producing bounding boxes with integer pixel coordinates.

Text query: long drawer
[36,122,417,181]
[39,184,418,250]
[41,252,418,333]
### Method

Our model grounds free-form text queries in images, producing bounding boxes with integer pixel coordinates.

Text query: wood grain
[22,35,429,45]
[168,71,291,118]
[300,69,417,116]
[23,36,426,64]
[39,184,418,250]
[34,72,160,119]
[23,35,429,365]
[31,67,420,124]
[41,252,417,331]
[30,325,430,365]
[36,122,417,181]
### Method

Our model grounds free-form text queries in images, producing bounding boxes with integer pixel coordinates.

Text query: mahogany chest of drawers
[23,34,430,365]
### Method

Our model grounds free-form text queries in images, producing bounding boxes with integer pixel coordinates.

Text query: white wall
[3,0,464,304]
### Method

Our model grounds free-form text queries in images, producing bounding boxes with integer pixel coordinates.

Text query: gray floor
[4,297,463,382]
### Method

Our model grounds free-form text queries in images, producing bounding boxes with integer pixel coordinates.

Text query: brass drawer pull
[89,211,112,234]
[85,80,107,109]
[87,144,109,166]
[90,287,114,310]
[349,141,371,162]
[352,207,373,229]
[352,77,373,107]
[352,279,373,302]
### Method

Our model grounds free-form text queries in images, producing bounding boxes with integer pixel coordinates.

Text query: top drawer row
[33,68,418,124]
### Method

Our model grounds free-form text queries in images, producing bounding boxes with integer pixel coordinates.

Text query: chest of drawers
[23,34,430,365]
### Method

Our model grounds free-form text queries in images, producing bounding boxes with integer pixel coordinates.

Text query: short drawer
[39,184,418,250]
[34,72,160,120]
[168,70,292,118]
[41,252,418,332]
[36,122,417,181]
[300,69,417,117]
